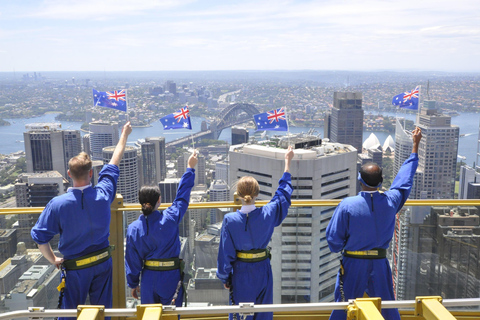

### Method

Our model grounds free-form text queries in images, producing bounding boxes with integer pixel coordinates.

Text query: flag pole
[126,89,130,123]
[416,85,422,126]
[285,107,290,147]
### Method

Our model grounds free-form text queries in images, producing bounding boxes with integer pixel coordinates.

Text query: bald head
[359,162,383,189]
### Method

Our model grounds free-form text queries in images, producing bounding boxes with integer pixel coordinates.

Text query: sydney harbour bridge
[165,103,259,148]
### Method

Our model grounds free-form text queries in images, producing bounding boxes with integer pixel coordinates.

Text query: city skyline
[1,0,479,72]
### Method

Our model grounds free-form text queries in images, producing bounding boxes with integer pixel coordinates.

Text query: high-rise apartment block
[89,122,119,160]
[459,119,480,199]
[102,146,139,226]
[208,180,229,224]
[392,206,480,300]
[24,123,81,181]
[231,126,249,145]
[140,137,166,186]
[229,141,357,303]
[14,172,67,248]
[411,101,459,199]
[324,92,363,152]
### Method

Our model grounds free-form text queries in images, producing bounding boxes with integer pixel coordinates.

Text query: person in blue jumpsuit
[31,122,132,319]
[125,150,198,306]
[217,146,294,320]
[326,127,422,320]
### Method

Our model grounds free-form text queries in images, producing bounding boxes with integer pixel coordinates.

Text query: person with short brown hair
[31,122,132,320]
[217,146,294,320]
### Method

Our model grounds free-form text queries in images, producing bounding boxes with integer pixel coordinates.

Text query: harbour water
[0,111,478,166]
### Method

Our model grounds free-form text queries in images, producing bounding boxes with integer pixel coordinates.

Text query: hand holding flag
[253,107,288,131]
[93,89,127,112]
[160,106,192,130]
[392,86,419,110]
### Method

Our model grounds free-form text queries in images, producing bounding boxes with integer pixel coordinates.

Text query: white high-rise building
[229,142,357,303]
[102,146,139,226]
[178,152,206,186]
[393,118,413,178]
[208,180,229,224]
[89,122,119,160]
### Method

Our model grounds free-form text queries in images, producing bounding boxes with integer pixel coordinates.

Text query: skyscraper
[393,118,413,178]
[102,146,139,226]
[412,101,460,199]
[229,141,357,303]
[14,171,67,248]
[140,137,166,186]
[24,124,81,181]
[208,180,229,224]
[231,126,249,145]
[459,119,480,199]
[324,92,363,152]
[89,122,119,160]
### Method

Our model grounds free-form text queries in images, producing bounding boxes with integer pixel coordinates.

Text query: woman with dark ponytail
[125,150,198,306]
[217,146,294,320]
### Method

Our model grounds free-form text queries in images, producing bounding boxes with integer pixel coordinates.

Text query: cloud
[22,0,193,20]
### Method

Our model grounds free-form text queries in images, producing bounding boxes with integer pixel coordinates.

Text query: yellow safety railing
[1,197,479,320]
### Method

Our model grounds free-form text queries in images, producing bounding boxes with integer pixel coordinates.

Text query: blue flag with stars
[392,86,419,110]
[254,107,288,131]
[160,106,192,130]
[93,89,127,112]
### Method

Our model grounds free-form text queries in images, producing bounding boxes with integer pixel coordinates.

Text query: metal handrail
[1,199,479,214]
[0,298,479,320]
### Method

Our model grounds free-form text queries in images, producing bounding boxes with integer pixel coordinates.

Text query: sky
[0,0,479,72]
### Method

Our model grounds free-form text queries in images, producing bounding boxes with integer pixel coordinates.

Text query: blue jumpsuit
[125,168,195,306]
[31,164,119,320]
[217,172,293,320]
[326,153,419,320]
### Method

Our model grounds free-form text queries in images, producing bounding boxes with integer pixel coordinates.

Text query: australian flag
[93,89,127,112]
[392,86,419,110]
[254,107,288,131]
[160,106,192,130]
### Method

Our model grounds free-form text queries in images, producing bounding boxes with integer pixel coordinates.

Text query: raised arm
[109,121,132,167]
[284,145,294,172]
[388,127,422,208]
[164,150,197,224]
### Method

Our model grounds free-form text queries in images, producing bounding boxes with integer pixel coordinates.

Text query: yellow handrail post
[347,298,384,320]
[77,305,105,320]
[136,304,163,320]
[110,194,126,314]
[415,296,457,320]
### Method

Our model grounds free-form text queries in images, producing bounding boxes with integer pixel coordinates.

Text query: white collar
[68,184,92,192]
[239,204,256,214]
[361,190,379,194]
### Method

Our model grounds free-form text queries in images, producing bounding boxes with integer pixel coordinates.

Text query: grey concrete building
[89,121,119,160]
[324,92,364,152]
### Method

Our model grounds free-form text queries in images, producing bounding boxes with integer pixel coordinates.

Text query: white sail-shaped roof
[383,135,395,152]
[363,133,381,150]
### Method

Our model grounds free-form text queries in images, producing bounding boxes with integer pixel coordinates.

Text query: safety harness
[143,257,186,306]
[338,248,387,302]
[56,246,114,311]
[236,248,270,262]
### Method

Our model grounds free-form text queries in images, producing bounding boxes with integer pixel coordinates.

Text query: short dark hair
[138,186,161,216]
[359,162,383,188]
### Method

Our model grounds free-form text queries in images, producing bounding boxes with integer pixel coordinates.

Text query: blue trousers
[230,260,273,320]
[61,258,112,320]
[140,269,183,306]
[329,257,400,320]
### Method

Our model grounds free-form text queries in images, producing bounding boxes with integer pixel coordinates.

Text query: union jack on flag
[173,106,190,123]
[392,86,419,110]
[160,106,192,130]
[107,90,127,102]
[254,107,288,132]
[267,107,286,124]
[93,89,127,112]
